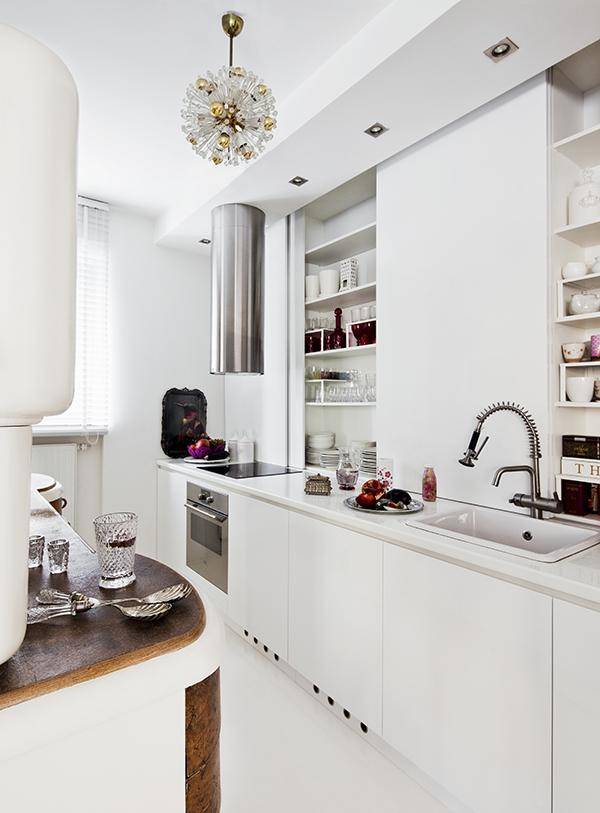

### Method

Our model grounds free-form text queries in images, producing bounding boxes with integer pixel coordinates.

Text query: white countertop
[158,458,600,609]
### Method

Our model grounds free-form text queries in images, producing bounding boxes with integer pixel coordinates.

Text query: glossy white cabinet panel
[229,494,290,658]
[156,467,187,573]
[383,544,552,813]
[289,513,382,732]
[554,599,600,812]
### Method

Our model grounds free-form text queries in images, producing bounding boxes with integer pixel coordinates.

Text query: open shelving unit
[299,169,378,467]
[550,43,600,527]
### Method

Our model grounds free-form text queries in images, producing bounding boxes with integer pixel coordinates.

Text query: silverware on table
[36,582,192,608]
[27,600,173,625]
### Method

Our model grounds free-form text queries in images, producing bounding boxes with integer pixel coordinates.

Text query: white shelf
[559,271,600,290]
[555,401,600,408]
[553,122,600,168]
[556,312,600,328]
[305,222,376,266]
[556,472,600,484]
[305,344,376,359]
[305,402,376,407]
[560,360,600,368]
[305,281,376,312]
[555,219,600,248]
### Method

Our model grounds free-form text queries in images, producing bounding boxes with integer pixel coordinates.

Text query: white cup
[305,275,320,300]
[562,261,588,280]
[319,267,340,296]
[566,376,595,403]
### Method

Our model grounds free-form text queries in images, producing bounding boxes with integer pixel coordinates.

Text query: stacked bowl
[306,432,336,467]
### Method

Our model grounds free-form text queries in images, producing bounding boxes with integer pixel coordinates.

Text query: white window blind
[41,199,109,432]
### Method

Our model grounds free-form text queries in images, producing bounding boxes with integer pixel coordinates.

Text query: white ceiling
[0,0,394,215]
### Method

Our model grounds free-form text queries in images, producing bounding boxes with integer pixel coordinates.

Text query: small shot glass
[47,538,69,574]
[28,535,45,568]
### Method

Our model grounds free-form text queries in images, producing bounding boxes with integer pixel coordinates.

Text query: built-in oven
[185,482,228,594]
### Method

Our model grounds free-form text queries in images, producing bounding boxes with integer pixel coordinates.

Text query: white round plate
[343,497,424,515]
[183,456,230,465]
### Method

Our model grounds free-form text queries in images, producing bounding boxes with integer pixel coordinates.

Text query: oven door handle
[185,502,228,525]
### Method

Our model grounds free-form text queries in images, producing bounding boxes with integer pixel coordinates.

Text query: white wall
[102,208,224,555]
[376,75,550,510]
[223,217,288,464]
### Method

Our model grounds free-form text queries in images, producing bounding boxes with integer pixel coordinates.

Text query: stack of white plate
[359,444,377,476]
[320,449,340,468]
[306,432,335,467]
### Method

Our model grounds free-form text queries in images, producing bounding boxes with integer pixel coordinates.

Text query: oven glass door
[186,502,228,593]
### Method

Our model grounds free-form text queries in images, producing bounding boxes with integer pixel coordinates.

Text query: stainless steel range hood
[210,203,265,375]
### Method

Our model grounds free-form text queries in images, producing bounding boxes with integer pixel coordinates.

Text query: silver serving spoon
[27,600,172,625]
[36,582,192,608]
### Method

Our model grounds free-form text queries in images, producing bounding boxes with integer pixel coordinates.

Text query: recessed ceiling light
[364,122,388,138]
[484,37,519,62]
[289,176,308,186]
[199,238,211,244]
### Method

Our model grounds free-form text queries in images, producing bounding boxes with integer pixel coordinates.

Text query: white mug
[566,376,594,403]
[305,275,320,300]
[562,261,588,280]
[319,267,340,296]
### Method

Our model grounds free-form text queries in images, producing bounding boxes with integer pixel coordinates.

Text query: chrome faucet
[459,402,563,519]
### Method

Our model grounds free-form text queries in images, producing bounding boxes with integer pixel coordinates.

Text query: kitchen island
[157,458,600,813]
[0,492,223,813]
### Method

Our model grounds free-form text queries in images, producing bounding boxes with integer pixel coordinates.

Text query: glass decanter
[336,447,359,490]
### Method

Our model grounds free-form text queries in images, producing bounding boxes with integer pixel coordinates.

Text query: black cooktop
[197,461,302,479]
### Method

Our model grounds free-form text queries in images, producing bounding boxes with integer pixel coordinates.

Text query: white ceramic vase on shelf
[319,267,340,296]
[569,292,600,315]
[566,377,594,403]
[562,261,588,280]
[305,275,319,300]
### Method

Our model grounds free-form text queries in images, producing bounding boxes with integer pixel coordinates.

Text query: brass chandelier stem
[221,12,244,68]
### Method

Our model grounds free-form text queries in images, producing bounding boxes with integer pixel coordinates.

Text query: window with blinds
[40,198,109,433]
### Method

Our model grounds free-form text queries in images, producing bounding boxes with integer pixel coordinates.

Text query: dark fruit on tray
[356,492,378,509]
[385,489,412,508]
[361,479,386,500]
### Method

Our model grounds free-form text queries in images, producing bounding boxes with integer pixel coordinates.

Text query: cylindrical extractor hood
[210,203,265,375]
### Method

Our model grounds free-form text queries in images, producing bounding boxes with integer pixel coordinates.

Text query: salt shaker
[422,467,437,502]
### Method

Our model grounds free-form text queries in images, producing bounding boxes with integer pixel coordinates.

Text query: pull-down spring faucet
[459,401,562,519]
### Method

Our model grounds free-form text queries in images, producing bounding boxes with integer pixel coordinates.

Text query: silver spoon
[27,600,172,624]
[36,582,192,608]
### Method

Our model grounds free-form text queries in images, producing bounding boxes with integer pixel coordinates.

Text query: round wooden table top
[0,495,205,711]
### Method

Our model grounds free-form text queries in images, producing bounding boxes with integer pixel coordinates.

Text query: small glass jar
[336,448,359,490]
[422,467,437,502]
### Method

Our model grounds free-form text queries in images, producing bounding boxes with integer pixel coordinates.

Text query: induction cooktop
[197,461,302,479]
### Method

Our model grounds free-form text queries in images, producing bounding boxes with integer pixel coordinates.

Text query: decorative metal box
[304,473,332,496]
[340,256,359,291]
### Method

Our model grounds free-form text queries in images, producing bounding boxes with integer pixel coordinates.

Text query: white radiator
[31,443,77,525]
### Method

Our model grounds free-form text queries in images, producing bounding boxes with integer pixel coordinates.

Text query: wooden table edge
[0,590,206,713]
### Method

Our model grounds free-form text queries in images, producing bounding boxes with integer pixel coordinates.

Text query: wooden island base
[186,669,221,812]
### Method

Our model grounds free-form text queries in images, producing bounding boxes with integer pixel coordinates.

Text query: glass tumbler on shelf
[94,511,138,589]
[336,448,360,490]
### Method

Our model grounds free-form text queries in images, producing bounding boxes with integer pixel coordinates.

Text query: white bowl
[307,433,335,450]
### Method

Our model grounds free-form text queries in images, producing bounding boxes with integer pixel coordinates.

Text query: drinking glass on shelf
[369,305,376,319]
[351,308,360,323]
[94,511,138,589]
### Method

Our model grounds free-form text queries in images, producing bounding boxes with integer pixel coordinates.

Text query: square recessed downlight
[364,122,388,138]
[199,238,211,244]
[289,176,308,186]
[484,37,519,62]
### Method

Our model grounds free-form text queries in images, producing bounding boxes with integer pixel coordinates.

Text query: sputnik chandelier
[181,12,278,166]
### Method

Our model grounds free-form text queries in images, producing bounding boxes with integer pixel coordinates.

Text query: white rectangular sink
[406,506,600,562]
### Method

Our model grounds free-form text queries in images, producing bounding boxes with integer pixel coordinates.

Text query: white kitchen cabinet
[288,513,382,732]
[553,598,600,812]
[156,467,187,573]
[228,494,289,658]
[383,544,552,813]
